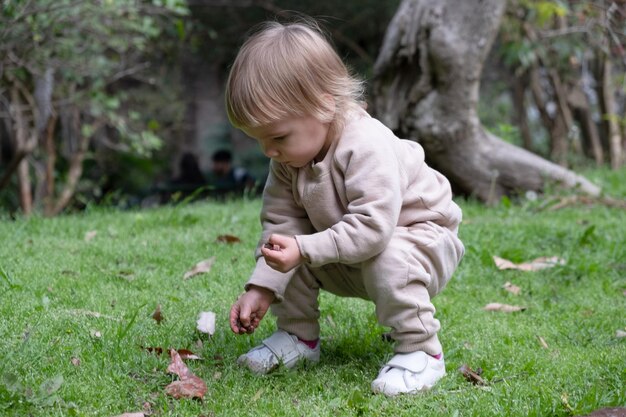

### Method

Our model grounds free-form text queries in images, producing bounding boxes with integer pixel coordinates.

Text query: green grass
[1,170,625,417]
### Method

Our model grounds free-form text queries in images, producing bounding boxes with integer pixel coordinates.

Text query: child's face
[242,115,332,168]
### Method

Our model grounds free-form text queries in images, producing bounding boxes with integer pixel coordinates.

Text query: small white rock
[196,311,216,336]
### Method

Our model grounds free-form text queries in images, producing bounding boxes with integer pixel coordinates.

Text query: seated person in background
[208,149,256,196]
[161,152,208,202]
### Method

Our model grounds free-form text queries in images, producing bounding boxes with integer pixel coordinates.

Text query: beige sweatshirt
[246,109,462,301]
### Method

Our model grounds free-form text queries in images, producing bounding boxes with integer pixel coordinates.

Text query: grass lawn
[1,168,625,417]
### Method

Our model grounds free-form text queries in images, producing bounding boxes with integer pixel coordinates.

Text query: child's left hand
[261,234,305,273]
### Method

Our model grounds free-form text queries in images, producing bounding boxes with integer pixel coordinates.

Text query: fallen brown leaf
[537,335,549,349]
[493,256,565,271]
[183,257,216,280]
[483,302,526,313]
[616,330,626,338]
[111,413,144,417]
[458,364,487,385]
[164,377,207,400]
[151,304,164,325]
[165,349,207,400]
[85,230,98,242]
[167,349,196,378]
[71,357,81,367]
[216,234,241,243]
[503,281,521,295]
[575,408,626,417]
[174,349,202,360]
[144,346,164,355]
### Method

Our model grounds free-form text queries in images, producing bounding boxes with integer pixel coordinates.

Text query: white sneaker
[237,330,320,374]
[371,351,445,396]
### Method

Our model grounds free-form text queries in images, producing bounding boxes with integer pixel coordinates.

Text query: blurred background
[1,0,624,215]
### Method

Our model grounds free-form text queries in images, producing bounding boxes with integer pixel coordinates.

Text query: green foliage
[500,0,585,73]
[0,0,191,212]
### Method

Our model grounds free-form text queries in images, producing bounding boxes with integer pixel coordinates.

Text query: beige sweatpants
[271,221,465,355]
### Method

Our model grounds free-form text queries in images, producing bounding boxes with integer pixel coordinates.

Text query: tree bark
[43,115,58,214]
[372,0,600,203]
[599,56,624,170]
[511,72,533,151]
[567,84,604,165]
[5,85,38,214]
[47,110,94,216]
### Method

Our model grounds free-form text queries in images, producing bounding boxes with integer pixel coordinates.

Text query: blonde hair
[225,20,364,135]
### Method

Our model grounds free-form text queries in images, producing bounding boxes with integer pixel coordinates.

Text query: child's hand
[229,285,274,335]
[261,234,306,273]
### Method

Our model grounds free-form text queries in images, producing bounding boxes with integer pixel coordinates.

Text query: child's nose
[264,147,279,158]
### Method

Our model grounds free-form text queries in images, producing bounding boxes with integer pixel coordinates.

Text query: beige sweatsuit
[246,108,465,355]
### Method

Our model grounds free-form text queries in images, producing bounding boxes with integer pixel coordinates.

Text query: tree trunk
[372,0,600,204]
[598,56,624,170]
[46,110,94,216]
[567,84,604,165]
[511,72,533,151]
[5,85,38,214]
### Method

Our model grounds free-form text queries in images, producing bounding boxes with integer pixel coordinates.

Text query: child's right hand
[229,285,275,334]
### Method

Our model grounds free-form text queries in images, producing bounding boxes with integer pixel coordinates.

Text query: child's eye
[273,136,286,141]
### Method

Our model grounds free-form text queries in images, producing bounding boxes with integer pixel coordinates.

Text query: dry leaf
[537,336,549,349]
[576,408,626,417]
[71,357,81,367]
[216,234,241,243]
[111,413,145,417]
[483,303,526,313]
[164,377,207,400]
[503,282,521,295]
[165,350,207,400]
[251,388,264,402]
[458,364,487,385]
[151,304,164,325]
[493,256,566,271]
[144,346,164,355]
[561,392,574,412]
[183,257,216,280]
[85,230,98,242]
[616,330,626,338]
[196,311,216,335]
[167,349,193,379]
[175,349,202,360]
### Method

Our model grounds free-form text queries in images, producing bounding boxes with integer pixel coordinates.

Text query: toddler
[226,20,464,396]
